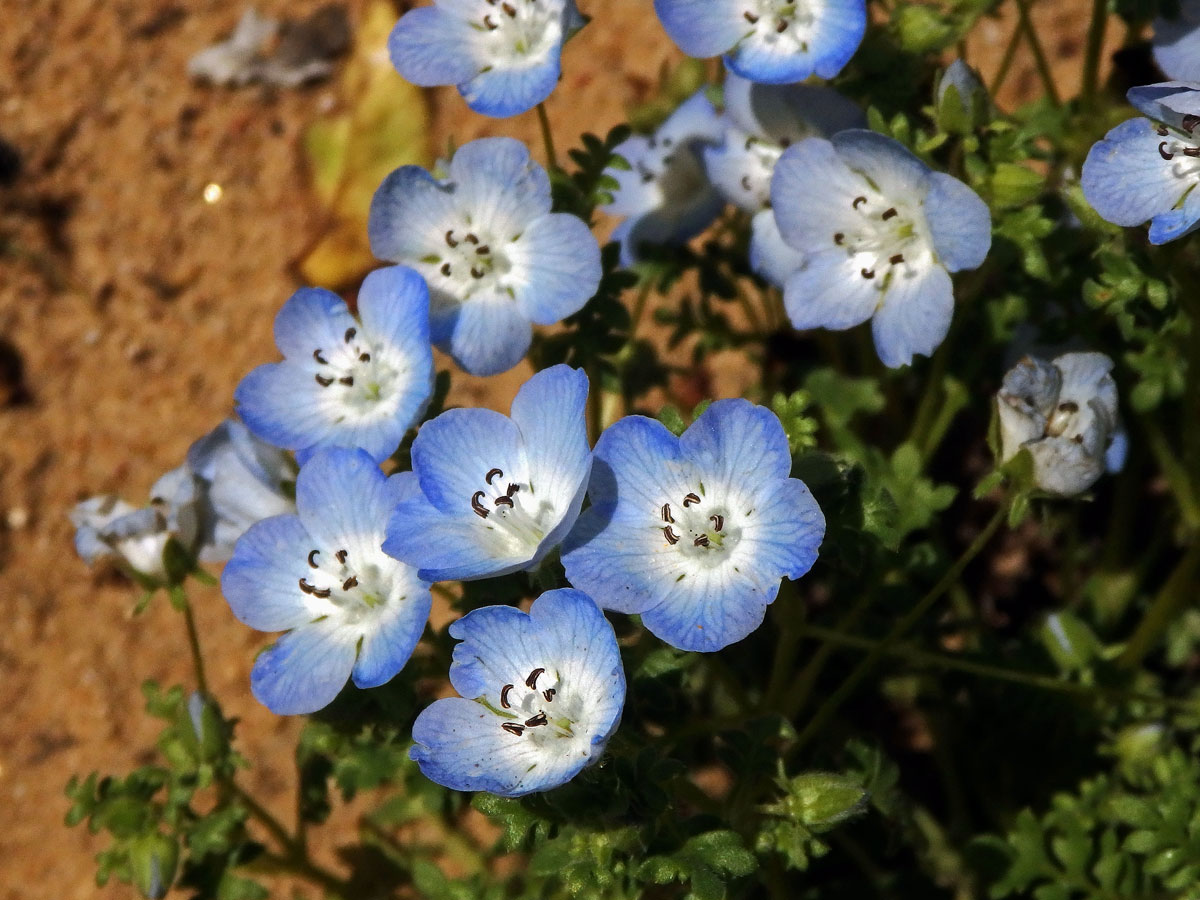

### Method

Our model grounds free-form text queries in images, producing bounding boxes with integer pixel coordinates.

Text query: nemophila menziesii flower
[1153,1,1200,82]
[703,72,863,286]
[221,448,432,715]
[1082,82,1200,244]
[235,266,434,464]
[370,138,601,376]
[771,130,992,367]
[383,365,590,582]
[653,0,866,85]
[389,0,585,118]
[562,399,825,652]
[603,92,725,266]
[996,352,1126,497]
[410,588,624,797]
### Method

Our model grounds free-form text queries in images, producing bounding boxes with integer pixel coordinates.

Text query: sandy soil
[0,1,1105,896]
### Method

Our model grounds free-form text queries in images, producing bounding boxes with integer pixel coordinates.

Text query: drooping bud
[935,59,989,133]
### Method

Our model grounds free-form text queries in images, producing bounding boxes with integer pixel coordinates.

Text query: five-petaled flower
[388,0,586,118]
[410,588,625,797]
[996,352,1126,497]
[235,266,435,464]
[770,130,992,368]
[653,0,866,85]
[603,92,725,266]
[221,448,432,715]
[562,399,825,652]
[383,365,591,582]
[370,138,602,376]
[1082,82,1200,245]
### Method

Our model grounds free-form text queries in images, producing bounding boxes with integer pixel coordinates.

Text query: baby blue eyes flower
[410,588,625,797]
[770,130,992,368]
[221,448,432,715]
[1081,82,1200,245]
[369,138,602,376]
[603,92,725,266]
[382,364,591,582]
[235,266,435,464]
[996,352,1126,497]
[1153,0,1200,82]
[389,0,585,118]
[562,399,825,653]
[653,0,866,85]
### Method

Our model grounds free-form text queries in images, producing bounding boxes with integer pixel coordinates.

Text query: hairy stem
[536,102,558,170]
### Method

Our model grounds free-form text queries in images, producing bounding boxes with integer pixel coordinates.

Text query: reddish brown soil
[0,1,1104,896]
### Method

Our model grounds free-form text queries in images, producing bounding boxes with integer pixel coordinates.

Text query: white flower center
[311,325,407,422]
[488,665,587,751]
[472,0,562,62]
[422,225,517,307]
[1152,121,1200,184]
[740,1,817,53]
[468,466,557,557]
[657,489,742,568]
[832,190,933,290]
[299,545,402,624]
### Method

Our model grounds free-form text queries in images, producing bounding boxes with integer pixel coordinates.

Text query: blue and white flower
[1153,0,1200,83]
[1082,82,1200,244]
[236,266,434,463]
[383,365,591,582]
[771,130,992,367]
[653,0,866,85]
[389,0,586,118]
[996,352,1126,497]
[221,448,432,715]
[411,588,625,797]
[603,92,725,266]
[703,72,863,286]
[370,138,601,376]
[562,400,825,652]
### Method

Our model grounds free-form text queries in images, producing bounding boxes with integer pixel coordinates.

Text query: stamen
[339,376,354,386]
[694,535,710,547]
[663,525,680,545]
[298,578,331,599]
[1159,142,1175,161]
[775,18,788,32]
[710,514,724,531]
[1158,125,1170,137]
[1184,114,1200,133]
[359,352,371,362]
[502,1,516,15]
[744,10,758,22]
[441,262,452,276]
[313,349,328,364]
[882,207,898,220]
[1186,147,1200,158]
[342,576,358,591]
[505,483,520,498]
[889,253,904,265]
[484,14,497,29]
[476,245,491,255]
[853,196,867,209]
[472,491,490,519]
[543,688,556,702]
[834,232,845,245]
[525,667,545,689]
[861,268,875,279]
[500,684,514,708]
[524,711,548,727]
[494,495,514,508]
[661,503,674,523]
[445,229,459,247]
[1058,401,1078,413]
[465,233,480,244]
[470,266,485,279]
[315,374,333,387]
[501,722,525,736]
[344,327,356,343]
[336,548,348,564]
[683,492,701,507]
[741,175,752,191]
[485,467,504,484]
[307,549,320,568]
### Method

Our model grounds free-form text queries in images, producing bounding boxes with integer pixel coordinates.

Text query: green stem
[180,596,209,697]
[788,501,1008,758]
[1141,415,1200,531]
[1118,543,1200,669]
[1014,0,1061,106]
[764,585,804,709]
[1080,0,1109,106]
[536,102,558,170]
[229,781,296,854]
[251,851,351,899]
[989,19,1024,96]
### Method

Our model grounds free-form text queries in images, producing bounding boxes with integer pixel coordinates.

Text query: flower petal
[808,0,868,79]
[652,0,743,57]
[368,166,457,263]
[924,172,991,272]
[680,399,792,487]
[509,214,602,324]
[443,289,535,376]
[273,288,357,361]
[388,5,482,87]
[293,447,394,555]
[771,138,865,249]
[221,514,321,632]
[351,570,432,689]
[870,263,954,368]
[831,129,932,200]
[1149,180,1200,243]
[235,363,338,455]
[410,408,524,514]
[448,137,553,227]
[750,208,806,288]
[1153,2,1200,82]
[1081,117,1192,228]
[250,617,359,715]
[782,249,881,331]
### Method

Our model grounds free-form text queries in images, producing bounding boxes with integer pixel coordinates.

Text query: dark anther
[776,18,788,32]
[494,495,514,508]
[543,688,556,702]
[472,491,490,519]
[694,535,710,547]
[484,14,497,29]
[662,137,673,147]
[313,349,328,364]
[476,244,491,255]
[445,229,459,247]
[882,207,898,220]
[342,576,358,591]
[526,667,545,689]
[1184,114,1200,133]
[683,492,701,507]
[710,514,724,531]
[1158,125,1170,137]
[500,684,514,708]
[744,135,756,151]
[299,578,331,598]
[861,268,875,279]
[501,722,525,736]
[663,526,680,545]
[441,262,452,276]
[339,376,354,386]
[336,548,348,564]
[315,374,334,387]
[853,195,867,209]
[307,549,320,568]
[1072,434,1084,444]
[471,266,485,279]
[1186,147,1200,157]
[889,253,905,265]
[465,233,480,244]
[1058,401,1079,413]
[505,483,520,498]
[834,232,845,245]
[345,327,356,342]
[661,503,674,523]
[525,711,548,727]
[1159,141,1175,160]
[359,352,371,362]
[486,467,504,484]
[299,578,315,594]
[744,10,758,22]
[502,1,517,15]
[641,172,655,184]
